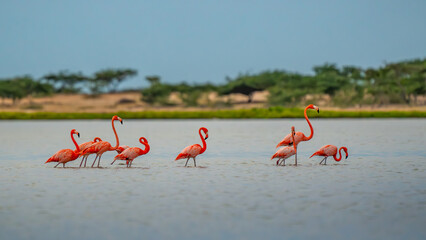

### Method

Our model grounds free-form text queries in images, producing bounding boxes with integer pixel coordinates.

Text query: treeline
[141,58,426,107]
[0,68,137,103]
[1,59,425,107]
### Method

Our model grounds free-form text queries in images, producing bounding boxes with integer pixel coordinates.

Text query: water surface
[0,119,425,240]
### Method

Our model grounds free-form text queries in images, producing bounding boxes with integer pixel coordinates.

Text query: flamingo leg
[129,161,133,167]
[324,157,327,165]
[54,162,61,168]
[97,155,102,168]
[91,155,99,168]
[80,156,88,168]
[193,157,196,167]
[111,159,116,165]
[276,159,280,166]
[63,163,65,168]
[319,157,327,165]
[79,157,84,168]
[84,156,89,167]
[184,158,190,167]
[283,159,286,166]
[295,152,297,166]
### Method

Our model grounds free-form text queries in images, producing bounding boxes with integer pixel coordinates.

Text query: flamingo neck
[333,148,343,161]
[111,119,119,150]
[71,132,80,153]
[291,128,296,151]
[199,129,207,154]
[139,138,150,154]
[304,106,314,141]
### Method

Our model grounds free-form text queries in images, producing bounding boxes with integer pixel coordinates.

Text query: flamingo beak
[317,108,320,113]
[77,133,80,138]
[346,155,348,159]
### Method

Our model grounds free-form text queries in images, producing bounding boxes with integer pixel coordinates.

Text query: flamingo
[276,104,319,164]
[310,145,349,165]
[78,137,102,167]
[45,129,81,168]
[271,126,297,166]
[81,115,123,168]
[116,145,130,154]
[111,137,150,167]
[175,127,209,167]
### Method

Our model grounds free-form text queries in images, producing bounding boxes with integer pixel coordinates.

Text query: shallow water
[0,119,425,240]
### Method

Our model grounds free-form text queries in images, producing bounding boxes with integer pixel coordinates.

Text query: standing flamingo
[81,115,123,168]
[276,104,319,163]
[111,137,150,167]
[271,126,297,166]
[45,129,81,168]
[310,145,349,165]
[175,127,209,167]
[78,137,102,167]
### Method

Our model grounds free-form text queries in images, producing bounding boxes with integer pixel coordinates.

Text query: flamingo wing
[83,141,111,154]
[310,145,337,158]
[116,145,130,154]
[276,132,305,148]
[115,147,142,161]
[46,149,74,163]
[271,147,296,160]
[175,144,202,160]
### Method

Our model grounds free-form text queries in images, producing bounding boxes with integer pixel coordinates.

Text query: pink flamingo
[82,115,123,168]
[271,126,296,166]
[45,129,81,168]
[116,145,130,154]
[310,145,349,165]
[175,127,209,167]
[111,137,150,167]
[276,104,319,164]
[78,137,102,167]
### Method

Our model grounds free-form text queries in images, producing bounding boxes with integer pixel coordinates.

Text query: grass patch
[1,107,425,120]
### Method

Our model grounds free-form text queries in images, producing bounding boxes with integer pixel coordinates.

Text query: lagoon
[0,119,425,239]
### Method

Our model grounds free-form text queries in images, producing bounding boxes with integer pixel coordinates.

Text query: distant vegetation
[0,68,138,103]
[1,59,425,107]
[1,108,425,120]
[140,58,426,107]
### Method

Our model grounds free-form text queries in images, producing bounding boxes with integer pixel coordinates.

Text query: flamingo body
[83,141,112,156]
[116,145,130,154]
[112,137,150,167]
[175,144,203,160]
[271,147,296,166]
[276,132,306,148]
[310,145,349,164]
[46,149,79,164]
[79,137,102,152]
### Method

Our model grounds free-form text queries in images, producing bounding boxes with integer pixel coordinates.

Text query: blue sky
[1,0,425,88]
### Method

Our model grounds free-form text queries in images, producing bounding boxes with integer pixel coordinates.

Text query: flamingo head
[341,147,349,159]
[93,137,102,142]
[139,137,148,144]
[200,127,209,140]
[112,115,123,124]
[71,129,80,138]
[307,104,320,113]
